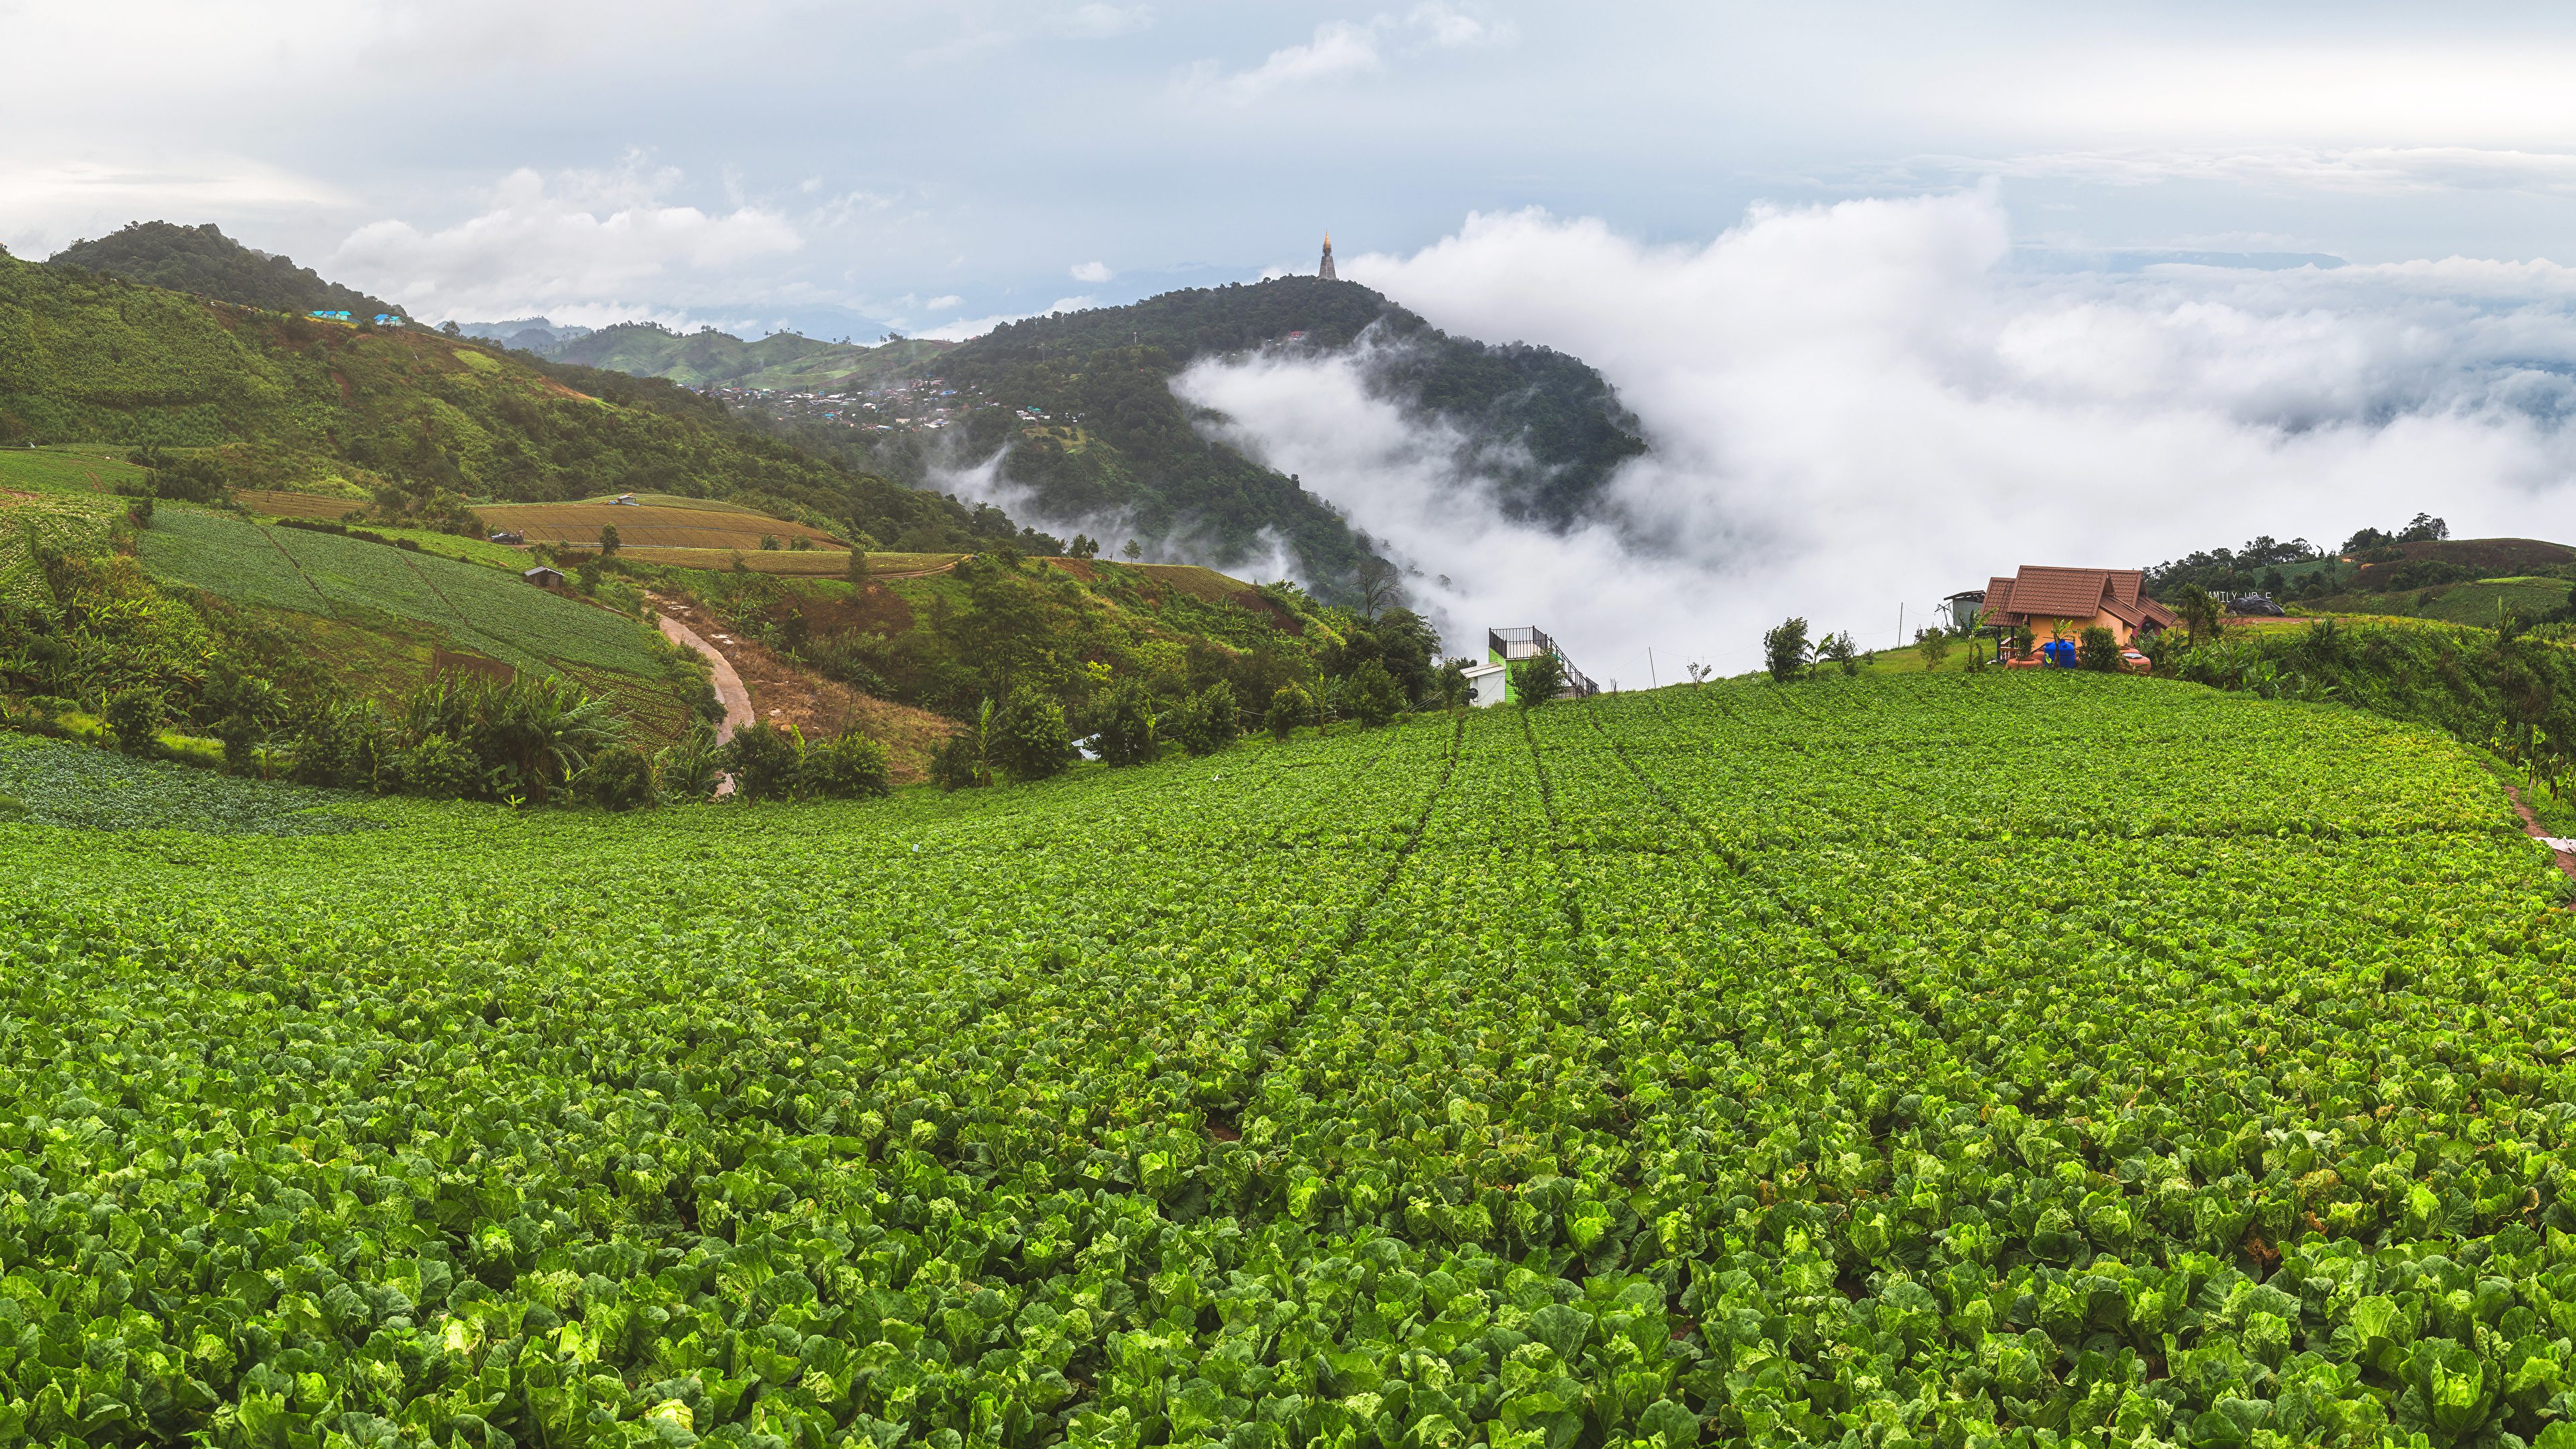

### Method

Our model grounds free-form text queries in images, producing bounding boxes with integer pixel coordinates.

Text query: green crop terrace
[1,673,2571,1448]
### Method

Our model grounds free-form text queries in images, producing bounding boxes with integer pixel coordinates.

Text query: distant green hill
[47,221,411,323]
[539,323,953,393]
[0,249,1053,555]
[529,278,1652,596]
[927,277,1648,529]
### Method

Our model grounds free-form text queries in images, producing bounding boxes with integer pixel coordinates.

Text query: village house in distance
[1974,566,2180,645]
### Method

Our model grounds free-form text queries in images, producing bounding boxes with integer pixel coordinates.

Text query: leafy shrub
[802,730,892,798]
[1432,660,1470,709]
[203,661,282,773]
[1347,659,1403,725]
[287,697,394,791]
[147,455,235,504]
[717,720,803,801]
[2388,558,2482,590]
[810,632,897,698]
[1763,616,1811,682]
[991,688,1073,782]
[655,724,724,802]
[103,688,158,755]
[2078,625,2121,672]
[1170,680,1240,756]
[575,743,657,810]
[468,674,627,805]
[1510,651,1568,707]
[1819,631,1859,675]
[1266,685,1310,740]
[1093,678,1159,766]
[928,734,988,791]
[396,733,479,798]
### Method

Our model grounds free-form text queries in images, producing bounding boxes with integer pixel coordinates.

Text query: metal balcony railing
[1487,627,1600,698]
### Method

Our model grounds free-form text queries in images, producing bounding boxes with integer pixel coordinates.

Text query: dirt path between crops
[654,608,750,798]
[655,608,751,735]
[2506,786,2576,888]
[655,610,752,743]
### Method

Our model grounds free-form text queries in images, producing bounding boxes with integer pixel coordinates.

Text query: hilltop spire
[1319,232,1337,281]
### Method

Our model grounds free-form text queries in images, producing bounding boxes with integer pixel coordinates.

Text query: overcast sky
[11,1,2576,335]
[19,1,2576,668]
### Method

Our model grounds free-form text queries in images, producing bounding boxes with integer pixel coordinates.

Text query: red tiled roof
[1982,566,2177,629]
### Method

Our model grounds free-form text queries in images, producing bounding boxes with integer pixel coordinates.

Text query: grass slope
[46,219,410,323]
[0,674,2569,1445]
[0,252,1022,545]
[138,508,663,678]
[478,501,845,551]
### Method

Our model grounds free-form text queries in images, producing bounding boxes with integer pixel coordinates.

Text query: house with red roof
[1978,566,2179,647]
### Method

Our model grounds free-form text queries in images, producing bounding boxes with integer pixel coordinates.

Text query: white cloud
[1071,260,1114,283]
[912,294,1097,341]
[925,294,964,310]
[1171,196,2576,678]
[1056,4,1150,38]
[326,162,802,321]
[1942,145,2576,197]
[1180,2,1503,106]
[0,155,352,255]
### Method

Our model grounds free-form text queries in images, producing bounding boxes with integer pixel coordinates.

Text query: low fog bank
[919,445,1311,586]
[1179,192,2576,683]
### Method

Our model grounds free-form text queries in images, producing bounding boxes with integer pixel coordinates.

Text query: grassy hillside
[2349,536,2576,587]
[2314,574,2573,625]
[46,219,411,322]
[0,438,1372,784]
[0,446,710,745]
[3,673,2571,1444]
[0,248,1057,557]
[476,499,845,551]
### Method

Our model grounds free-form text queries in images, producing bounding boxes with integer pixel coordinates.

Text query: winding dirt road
[656,610,753,741]
[655,610,752,798]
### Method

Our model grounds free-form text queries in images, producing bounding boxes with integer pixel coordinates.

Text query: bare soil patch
[650,592,952,784]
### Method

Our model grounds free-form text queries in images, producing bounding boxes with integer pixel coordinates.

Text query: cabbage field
[5,672,2574,1448]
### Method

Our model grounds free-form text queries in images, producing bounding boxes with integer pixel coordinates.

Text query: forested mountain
[922,277,1648,531]
[46,221,411,322]
[534,322,951,392]
[513,278,1649,594]
[0,252,1051,555]
[454,316,591,350]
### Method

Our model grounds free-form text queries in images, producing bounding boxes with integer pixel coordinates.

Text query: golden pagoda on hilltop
[1319,233,1337,281]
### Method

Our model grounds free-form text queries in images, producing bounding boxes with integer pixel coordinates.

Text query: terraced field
[136,507,665,676]
[478,501,842,551]
[3,674,2571,1447]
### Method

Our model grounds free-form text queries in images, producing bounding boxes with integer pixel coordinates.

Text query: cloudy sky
[13,0,2576,334]
[15,0,2576,669]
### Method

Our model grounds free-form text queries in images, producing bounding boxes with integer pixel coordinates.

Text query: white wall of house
[1462,661,1509,708]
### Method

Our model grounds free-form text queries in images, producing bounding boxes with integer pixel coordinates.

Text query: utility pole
[1647,647,1657,688]
[1896,602,1904,647]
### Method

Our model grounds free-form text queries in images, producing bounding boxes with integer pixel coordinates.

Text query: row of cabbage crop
[1,673,2573,1447]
